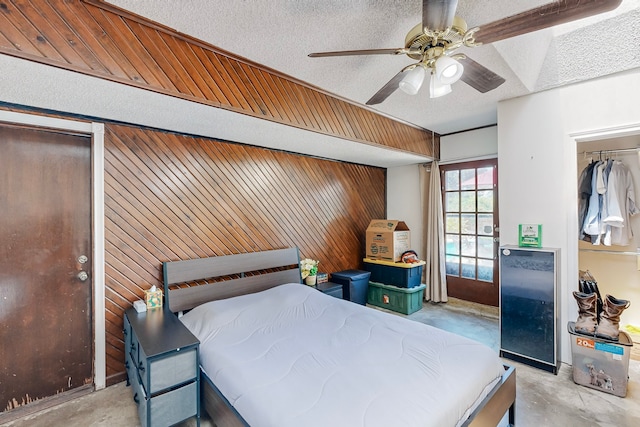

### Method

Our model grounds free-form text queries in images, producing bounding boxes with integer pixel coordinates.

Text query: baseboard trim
[0,384,93,424]
[106,371,127,387]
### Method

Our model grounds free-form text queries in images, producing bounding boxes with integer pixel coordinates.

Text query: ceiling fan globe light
[429,73,452,98]
[442,65,457,78]
[436,56,464,85]
[399,66,426,95]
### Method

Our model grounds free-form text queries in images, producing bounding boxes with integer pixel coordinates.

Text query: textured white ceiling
[106,0,640,136]
[5,2,636,168]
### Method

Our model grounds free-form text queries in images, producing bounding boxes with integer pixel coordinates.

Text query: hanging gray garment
[583,160,603,240]
[578,161,597,240]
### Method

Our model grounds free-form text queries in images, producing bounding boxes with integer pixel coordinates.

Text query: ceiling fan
[309,0,622,105]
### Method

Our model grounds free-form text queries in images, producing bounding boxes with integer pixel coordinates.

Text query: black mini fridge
[499,246,561,374]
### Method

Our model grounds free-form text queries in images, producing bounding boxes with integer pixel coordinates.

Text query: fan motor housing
[404,17,468,60]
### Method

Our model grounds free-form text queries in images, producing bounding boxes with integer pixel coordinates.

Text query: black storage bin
[330,270,371,305]
[363,259,424,288]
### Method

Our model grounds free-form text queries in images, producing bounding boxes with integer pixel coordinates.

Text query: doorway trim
[0,110,106,390]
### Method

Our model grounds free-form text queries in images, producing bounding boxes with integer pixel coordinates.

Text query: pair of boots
[573,291,630,341]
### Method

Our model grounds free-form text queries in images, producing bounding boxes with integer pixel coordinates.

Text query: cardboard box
[365,220,411,262]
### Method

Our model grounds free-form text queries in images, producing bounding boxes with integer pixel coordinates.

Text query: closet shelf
[579,249,639,256]
[579,147,639,156]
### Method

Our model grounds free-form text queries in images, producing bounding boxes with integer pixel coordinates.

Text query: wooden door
[0,124,93,412]
[440,159,500,306]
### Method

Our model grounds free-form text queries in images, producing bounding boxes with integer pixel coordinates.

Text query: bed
[163,248,516,427]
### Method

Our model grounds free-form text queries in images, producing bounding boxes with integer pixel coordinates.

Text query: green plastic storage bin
[367,281,425,315]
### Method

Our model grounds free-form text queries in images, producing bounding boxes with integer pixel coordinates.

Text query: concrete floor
[2,299,639,427]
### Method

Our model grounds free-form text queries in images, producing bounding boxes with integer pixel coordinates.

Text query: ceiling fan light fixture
[399,66,426,95]
[435,56,464,85]
[429,73,452,98]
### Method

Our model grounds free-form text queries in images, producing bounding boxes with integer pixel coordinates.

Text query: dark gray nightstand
[315,281,343,299]
[124,307,200,427]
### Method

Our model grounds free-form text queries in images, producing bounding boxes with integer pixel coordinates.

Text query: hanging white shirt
[602,160,639,246]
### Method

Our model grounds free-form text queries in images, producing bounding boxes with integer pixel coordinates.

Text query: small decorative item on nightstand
[144,285,163,308]
[316,272,328,284]
[133,300,147,313]
[300,258,319,286]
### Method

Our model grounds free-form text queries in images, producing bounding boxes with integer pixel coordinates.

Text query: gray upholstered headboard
[162,247,302,313]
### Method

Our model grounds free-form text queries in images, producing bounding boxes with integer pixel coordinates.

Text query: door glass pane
[478,259,493,282]
[461,235,476,257]
[478,236,493,258]
[477,214,493,235]
[477,167,494,189]
[460,169,475,190]
[446,214,459,233]
[461,257,476,279]
[460,214,476,234]
[446,255,460,276]
[445,170,459,191]
[460,191,476,212]
[477,190,493,212]
[446,234,459,255]
[445,192,459,212]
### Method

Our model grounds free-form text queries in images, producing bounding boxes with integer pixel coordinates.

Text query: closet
[577,136,640,332]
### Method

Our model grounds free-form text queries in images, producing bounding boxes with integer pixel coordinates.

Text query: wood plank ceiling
[0,0,439,159]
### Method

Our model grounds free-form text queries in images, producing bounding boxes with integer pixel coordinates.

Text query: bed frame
[163,248,516,427]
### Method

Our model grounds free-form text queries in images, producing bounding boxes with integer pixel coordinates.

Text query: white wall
[387,127,498,281]
[387,166,423,258]
[440,126,498,163]
[388,70,640,364]
[498,68,640,363]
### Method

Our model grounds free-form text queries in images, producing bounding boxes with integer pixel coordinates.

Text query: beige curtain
[420,161,447,302]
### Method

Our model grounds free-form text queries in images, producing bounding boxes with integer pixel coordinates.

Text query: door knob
[77,271,88,281]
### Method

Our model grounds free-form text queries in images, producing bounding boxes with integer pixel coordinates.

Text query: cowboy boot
[589,281,604,322]
[573,291,597,335]
[579,279,604,322]
[596,295,630,341]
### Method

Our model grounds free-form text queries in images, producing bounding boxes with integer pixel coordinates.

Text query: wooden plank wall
[103,123,385,384]
[0,0,414,386]
[0,102,385,385]
[0,0,439,158]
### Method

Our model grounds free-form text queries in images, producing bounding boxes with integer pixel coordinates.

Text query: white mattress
[180,283,505,427]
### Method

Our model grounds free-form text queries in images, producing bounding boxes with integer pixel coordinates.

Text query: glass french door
[440,159,499,306]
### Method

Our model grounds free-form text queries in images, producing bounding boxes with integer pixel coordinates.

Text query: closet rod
[579,248,639,256]
[579,147,639,156]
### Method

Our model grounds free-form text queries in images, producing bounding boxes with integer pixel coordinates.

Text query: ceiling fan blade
[423,0,459,32]
[475,0,622,45]
[309,48,407,58]
[365,72,406,105]
[458,57,505,93]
